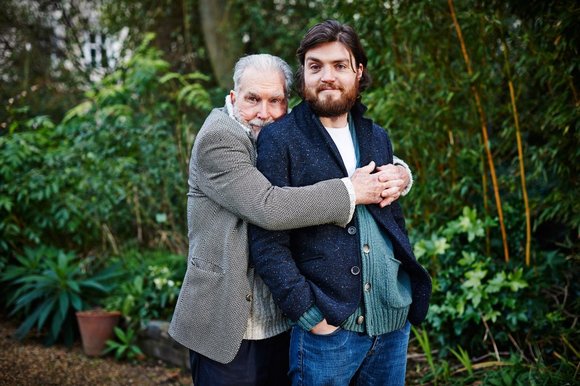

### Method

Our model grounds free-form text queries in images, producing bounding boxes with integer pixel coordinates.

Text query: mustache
[317,85,342,92]
[247,117,273,128]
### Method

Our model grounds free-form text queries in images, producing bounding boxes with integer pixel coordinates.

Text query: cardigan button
[246,294,253,302]
[362,244,370,253]
[347,226,357,235]
[364,282,371,292]
[356,315,365,325]
[350,266,361,275]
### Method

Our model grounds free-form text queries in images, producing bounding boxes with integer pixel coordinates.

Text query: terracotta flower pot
[76,310,121,356]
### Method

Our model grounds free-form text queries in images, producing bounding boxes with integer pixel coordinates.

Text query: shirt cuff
[340,177,356,222]
[297,305,325,331]
[393,156,413,196]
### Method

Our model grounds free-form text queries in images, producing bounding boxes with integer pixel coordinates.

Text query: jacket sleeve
[193,123,352,230]
[248,130,315,320]
[392,155,413,196]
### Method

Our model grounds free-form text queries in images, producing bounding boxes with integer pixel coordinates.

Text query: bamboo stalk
[508,81,531,265]
[481,152,490,256]
[448,0,510,262]
[500,35,531,266]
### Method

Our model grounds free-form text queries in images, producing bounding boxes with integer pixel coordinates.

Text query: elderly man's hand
[350,162,411,206]
[375,164,410,208]
[351,162,388,205]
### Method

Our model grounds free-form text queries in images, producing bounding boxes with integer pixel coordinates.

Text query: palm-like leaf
[3,247,120,346]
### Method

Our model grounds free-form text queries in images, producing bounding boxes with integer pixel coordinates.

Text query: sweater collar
[224,94,252,137]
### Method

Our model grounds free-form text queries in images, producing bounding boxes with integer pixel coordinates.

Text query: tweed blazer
[168,107,352,364]
[250,101,432,327]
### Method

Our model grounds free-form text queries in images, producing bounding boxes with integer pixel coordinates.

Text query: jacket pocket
[295,254,325,263]
[190,258,224,274]
[383,257,413,308]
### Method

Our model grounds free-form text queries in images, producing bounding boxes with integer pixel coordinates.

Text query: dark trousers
[190,331,291,386]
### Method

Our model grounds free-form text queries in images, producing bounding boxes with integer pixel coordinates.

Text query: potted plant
[76,308,122,356]
[75,262,124,357]
[1,247,121,350]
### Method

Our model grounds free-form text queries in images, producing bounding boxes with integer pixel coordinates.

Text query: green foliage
[416,207,530,352]
[104,249,185,330]
[0,246,120,346]
[411,327,440,384]
[413,207,578,382]
[329,0,578,252]
[479,356,577,386]
[449,346,473,376]
[104,326,144,362]
[0,37,211,257]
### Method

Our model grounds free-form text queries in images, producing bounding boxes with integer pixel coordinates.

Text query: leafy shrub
[414,207,579,374]
[0,35,211,258]
[416,207,529,353]
[1,246,120,346]
[104,249,185,330]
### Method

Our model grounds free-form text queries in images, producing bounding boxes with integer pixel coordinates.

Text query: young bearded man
[250,22,432,385]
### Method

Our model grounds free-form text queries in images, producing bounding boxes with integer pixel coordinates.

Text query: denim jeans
[289,322,411,386]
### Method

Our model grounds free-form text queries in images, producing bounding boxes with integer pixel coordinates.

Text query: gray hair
[233,54,293,97]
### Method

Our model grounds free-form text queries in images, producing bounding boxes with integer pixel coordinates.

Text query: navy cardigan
[249,100,431,326]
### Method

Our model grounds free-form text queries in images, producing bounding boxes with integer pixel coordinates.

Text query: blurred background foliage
[1,0,578,382]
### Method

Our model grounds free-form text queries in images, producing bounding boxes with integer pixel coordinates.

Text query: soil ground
[0,316,192,386]
[0,314,426,385]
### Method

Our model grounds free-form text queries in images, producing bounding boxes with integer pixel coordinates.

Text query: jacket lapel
[351,103,375,168]
[295,102,349,177]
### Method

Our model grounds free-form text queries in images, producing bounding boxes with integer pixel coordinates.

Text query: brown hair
[295,20,371,98]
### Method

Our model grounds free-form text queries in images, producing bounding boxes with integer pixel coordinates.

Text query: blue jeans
[289,322,411,386]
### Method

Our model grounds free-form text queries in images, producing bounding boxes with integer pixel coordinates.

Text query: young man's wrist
[297,304,324,331]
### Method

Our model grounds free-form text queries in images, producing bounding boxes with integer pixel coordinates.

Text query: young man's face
[231,67,288,137]
[302,41,363,118]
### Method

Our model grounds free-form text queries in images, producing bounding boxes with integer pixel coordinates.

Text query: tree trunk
[199,0,243,90]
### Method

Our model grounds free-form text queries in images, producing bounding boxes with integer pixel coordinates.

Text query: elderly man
[250,21,431,386]
[169,53,413,386]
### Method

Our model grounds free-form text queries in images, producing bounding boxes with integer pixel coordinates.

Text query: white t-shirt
[324,123,357,177]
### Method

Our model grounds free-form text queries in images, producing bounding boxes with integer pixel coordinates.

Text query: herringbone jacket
[168,107,352,364]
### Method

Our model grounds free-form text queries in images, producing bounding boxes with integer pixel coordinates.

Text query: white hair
[232,54,293,97]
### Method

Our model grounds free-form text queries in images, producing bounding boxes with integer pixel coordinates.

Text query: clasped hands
[351,161,409,208]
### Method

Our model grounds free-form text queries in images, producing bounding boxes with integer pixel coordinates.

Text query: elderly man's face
[231,67,288,137]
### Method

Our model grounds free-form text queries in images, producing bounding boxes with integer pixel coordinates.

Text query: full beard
[303,83,358,118]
